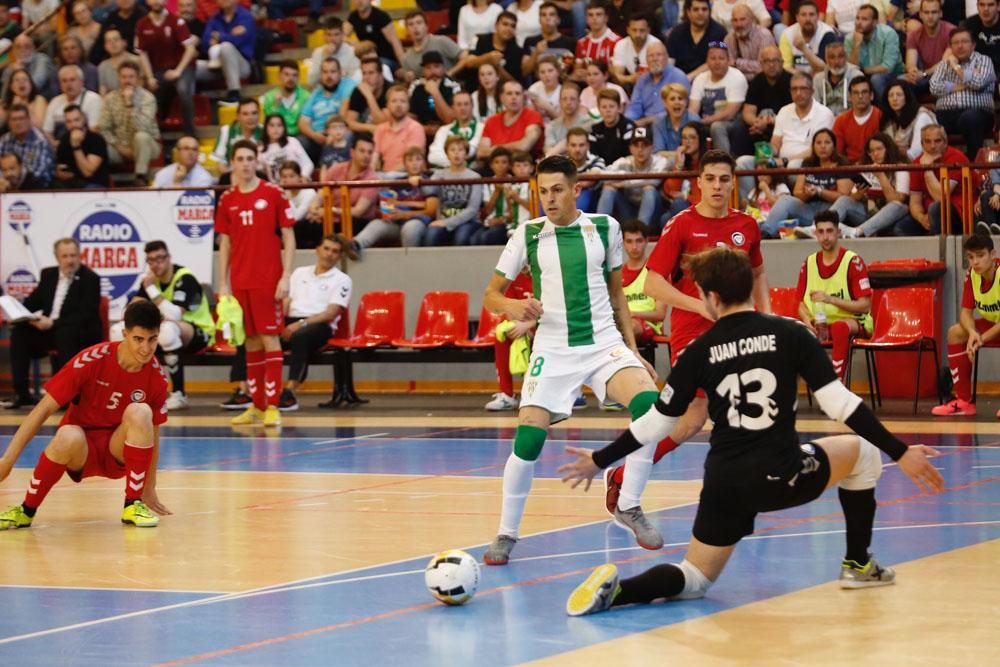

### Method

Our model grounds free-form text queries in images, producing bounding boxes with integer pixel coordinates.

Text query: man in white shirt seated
[278,234,353,411]
[689,42,748,153]
[152,135,216,188]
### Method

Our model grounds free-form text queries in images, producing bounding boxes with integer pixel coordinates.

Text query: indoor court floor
[0,396,998,666]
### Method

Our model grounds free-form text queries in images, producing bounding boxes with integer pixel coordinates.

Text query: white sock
[498,453,535,538]
[617,441,655,511]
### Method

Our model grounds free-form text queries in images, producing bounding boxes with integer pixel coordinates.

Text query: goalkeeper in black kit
[560,246,944,616]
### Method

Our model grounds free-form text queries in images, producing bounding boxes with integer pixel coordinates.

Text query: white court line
[309,433,389,445]
[972,465,1000,469]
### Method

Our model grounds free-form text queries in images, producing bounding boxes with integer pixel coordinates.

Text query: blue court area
[1,425,999,666]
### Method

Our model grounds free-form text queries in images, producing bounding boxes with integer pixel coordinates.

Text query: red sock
[265,350,283,407]
[495,339,513,396]
[23,453,66,510]
[123,443,154,503]
[246,349,266,410]
[652,436,679,464]
[947,343,972,402]
[830,320,852,381]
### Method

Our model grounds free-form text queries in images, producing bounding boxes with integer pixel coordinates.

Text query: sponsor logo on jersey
[731,231,746,246]
[6,200,32,232]
[254,198,269,211]
[73,208,145,303]
[4,267,36,298]
[131,389,146,402]
[173,190,215,240]
[659,384,674,404]
[609,346,628,358]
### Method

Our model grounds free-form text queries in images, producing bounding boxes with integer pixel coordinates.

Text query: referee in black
[561,246,944,616]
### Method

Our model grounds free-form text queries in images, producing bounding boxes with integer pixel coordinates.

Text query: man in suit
[2,238,103,409]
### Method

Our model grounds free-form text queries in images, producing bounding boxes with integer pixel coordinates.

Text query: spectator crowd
[1,0,999,242]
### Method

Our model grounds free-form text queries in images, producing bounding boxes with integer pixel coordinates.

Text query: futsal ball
[425,549,480,606]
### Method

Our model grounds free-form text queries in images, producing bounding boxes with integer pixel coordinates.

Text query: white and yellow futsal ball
[425,549,481,606]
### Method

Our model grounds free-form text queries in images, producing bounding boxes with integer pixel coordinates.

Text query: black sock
[165,352,184,394]
[22,504,36,518]
[612,563,686,606]
[839,487,877,564]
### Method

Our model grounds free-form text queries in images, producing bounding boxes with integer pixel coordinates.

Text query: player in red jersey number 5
[0,300,171,529]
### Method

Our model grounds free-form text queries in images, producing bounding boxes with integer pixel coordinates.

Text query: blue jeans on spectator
[662,0,681,34]
[570,1,589,39]
[870,72,895,101]
[470,224,510,245]
[762,195,829,237]
[577,186,599,213]
[597,186,665,233]
[935,107,993,160]
[424,220,479,246]
[893,202,963,235]
[268,0,322,18]
[830,197,910,237]
[660,196,690,228]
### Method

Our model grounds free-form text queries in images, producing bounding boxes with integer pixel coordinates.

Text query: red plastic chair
[393,291,469,348]
[328,291,405,349]
[769,287,801,319]
[848,287,941,415]
[455,307,506,348]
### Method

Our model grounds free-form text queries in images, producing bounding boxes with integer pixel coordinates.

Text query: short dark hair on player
[964,233,995,253]
[690,247,753,306]
[123,298,163,331]
[536,155,578,183]
[621,219,648,236]
[144,240,168,254]
[814,210,839,227]
[698,149,736,175]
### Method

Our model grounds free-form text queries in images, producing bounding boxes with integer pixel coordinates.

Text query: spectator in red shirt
[897,123,968,235]
[136,0,197,135]
[576,0,621,64]
[476,80,544,161]
[832,75,881,163]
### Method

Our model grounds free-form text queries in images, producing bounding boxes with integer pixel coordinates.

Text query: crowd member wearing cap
[596,127,670,234]
[409,51,463,139]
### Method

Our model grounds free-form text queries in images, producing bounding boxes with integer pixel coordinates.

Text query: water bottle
[814,308,829,343]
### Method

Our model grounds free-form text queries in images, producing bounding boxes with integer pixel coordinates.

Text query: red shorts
[234,287,284,337]
[66,428,125,482]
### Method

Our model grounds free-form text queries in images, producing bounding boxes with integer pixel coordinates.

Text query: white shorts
[519,340,646,422]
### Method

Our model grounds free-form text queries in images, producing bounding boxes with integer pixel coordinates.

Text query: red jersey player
[215,138,296,427]
[604,150,773,523]
[0,300,170,530]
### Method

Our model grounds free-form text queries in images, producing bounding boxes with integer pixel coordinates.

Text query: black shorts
[184,327,210,354]
[692,443,832,547]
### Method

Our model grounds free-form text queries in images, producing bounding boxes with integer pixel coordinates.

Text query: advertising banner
[0,190,215,319]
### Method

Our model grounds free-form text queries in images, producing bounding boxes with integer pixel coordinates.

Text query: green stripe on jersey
[556,226,595,346]
[593,216,611,283]
[525,222,544,302]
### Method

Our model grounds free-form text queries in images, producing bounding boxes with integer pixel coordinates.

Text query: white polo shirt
[287,265,353,331]
[772,101,834,161]
[612,35,663,76]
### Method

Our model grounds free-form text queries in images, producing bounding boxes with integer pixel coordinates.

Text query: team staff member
[932,233,1000,417]
[136,240,214,411]
[278,234,353,412]
[621,219,666,344]
[561,247,943,616]
[795,211,873,382]
[2,238,102,410]
[0,300,172,530]
[215,139,297,427]
[603,151,772,540]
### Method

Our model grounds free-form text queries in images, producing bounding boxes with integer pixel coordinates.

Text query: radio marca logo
[72,203,146,303]
[173,190,215,239]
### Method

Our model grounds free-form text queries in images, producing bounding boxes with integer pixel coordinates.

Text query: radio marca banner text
[1,190,215,319]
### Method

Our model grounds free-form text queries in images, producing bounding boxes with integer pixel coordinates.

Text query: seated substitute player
[135,240,214,411]
[481,154,661,565]
[621,219,667,346]
[560,247,944,616]
[795,211,873,382]
[216,139,297,427]
[932,233,1000,417]
[0,300,172,530]
[602,150,772,549]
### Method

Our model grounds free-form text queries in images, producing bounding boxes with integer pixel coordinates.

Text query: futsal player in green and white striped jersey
[481,155,663,565]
